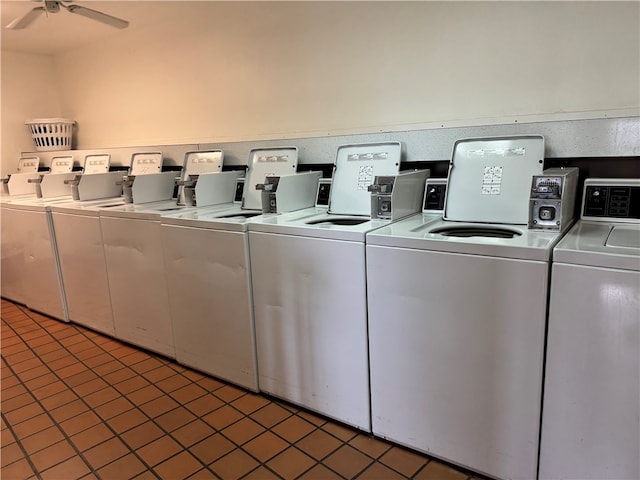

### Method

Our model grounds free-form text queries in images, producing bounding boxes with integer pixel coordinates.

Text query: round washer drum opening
[216,212,262,219]
[430,226,522,239]
[306,218,369,226]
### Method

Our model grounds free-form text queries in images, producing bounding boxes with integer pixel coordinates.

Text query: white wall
[2,1,639,173]
[51,1,639,150]
[1,51,63,175]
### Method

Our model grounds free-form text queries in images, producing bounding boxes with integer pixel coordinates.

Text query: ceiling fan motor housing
[44,1,61,14]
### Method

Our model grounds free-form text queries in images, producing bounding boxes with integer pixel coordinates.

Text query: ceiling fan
[6,1,129,30]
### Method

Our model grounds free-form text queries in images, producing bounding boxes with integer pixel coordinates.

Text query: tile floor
[1,299,485,480]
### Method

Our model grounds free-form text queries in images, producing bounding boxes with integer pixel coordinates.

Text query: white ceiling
[1,1,189,55]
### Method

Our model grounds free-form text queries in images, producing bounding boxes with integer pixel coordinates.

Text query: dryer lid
[444,135,544,225]
[328,142,401,216]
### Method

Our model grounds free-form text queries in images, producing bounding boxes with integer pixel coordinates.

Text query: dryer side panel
[540,263,640,480]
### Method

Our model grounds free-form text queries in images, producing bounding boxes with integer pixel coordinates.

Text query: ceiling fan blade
[6,6,46,30]
[65,4,129,29]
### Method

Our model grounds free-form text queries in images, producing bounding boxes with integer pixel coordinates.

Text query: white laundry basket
[25,118,75,151]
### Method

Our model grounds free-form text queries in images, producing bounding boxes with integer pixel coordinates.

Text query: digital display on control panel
[584,185,640,219]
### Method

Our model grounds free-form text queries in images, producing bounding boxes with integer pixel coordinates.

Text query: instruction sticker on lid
[469,148,526,157]
[51,156,74,173]
[357,165,375,190]
[348,151,390,190]
[482,165,503,195]
[257,155,290,163]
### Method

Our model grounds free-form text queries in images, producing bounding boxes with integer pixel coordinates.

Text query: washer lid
[606,225,640,249]
[17,156,40,173]
[328,142,401,216]
[242,147,298,210]
[83,154,111,174]
[50,156,74,174]
[182,150,223,177]
[444,135,544,224]
[130,152,163,175]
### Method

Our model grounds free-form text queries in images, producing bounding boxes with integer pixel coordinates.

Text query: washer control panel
[582,180,640,222]
[316,178,332,207]
[423,178,447,213]
[529,167,579,231]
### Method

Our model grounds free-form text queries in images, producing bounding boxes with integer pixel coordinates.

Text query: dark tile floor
[1,299,484,480]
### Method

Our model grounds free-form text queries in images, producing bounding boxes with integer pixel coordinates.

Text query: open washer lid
[182,150,223,176]
[130,152,163,175]
[83,154,111,174]
[328,142,402,216]
[49,156,74,174]
[17,156,40,173]
[443,135,544,225]
[242,147,298,210]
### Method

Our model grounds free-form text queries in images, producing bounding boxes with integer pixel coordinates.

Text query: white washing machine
[539,178,640,480]
[248,142,430,431]
[1,157,41,304]
[49,154,128,335]
[161,204,260,390]
[0,197,71,320]
[365,136,575,480]
[97,151,229,357]
[160,147,305,389]
[0,155,78,320]
[52,150,223,339]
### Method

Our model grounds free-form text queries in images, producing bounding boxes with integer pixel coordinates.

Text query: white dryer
[539,178,640,480]
[248,142,428,431]
[160,147,305,390]
[365,136,575,480]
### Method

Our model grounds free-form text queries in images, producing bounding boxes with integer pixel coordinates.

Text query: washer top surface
[366,215,563,261]
[161,203,263,232]
[248,207,393,242]
[2,194,76,211]
[553,220,640,271]
[97,199,198,221]
[50,197,128,216]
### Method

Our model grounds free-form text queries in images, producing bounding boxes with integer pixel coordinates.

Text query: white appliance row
[2,139,636,480]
